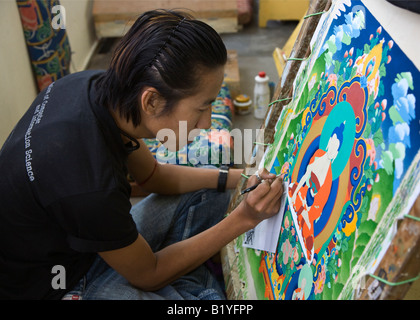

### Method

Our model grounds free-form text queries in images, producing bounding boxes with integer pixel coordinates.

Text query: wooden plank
[94,17,238,38]
[272,48,286,78]
[221,243,243,300]
[93,0,238,20]
[357,197,420,300]
[93,0,238,37]
[225,50,240,100]
[272,17,304,77]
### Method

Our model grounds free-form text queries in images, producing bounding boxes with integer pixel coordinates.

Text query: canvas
[234,0,420,300]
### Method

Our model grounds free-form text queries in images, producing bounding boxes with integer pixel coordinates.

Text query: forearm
[142,163,243,194]
[99,169,284,293]
[99,206,253,293]
[145,173,283,290]
[127,140,242,194]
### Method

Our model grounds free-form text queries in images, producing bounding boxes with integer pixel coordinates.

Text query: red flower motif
[37,74,53,91]
[19,1,39,32]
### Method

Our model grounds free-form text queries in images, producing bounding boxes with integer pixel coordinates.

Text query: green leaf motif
[373,130,384,147]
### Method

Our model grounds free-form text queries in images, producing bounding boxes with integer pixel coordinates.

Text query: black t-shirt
[0,70,139,299]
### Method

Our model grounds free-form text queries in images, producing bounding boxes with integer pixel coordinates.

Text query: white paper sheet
[242,182,288,253]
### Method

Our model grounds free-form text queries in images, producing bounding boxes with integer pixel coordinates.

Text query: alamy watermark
[51,5,66,30]
[156,121,267,174]
[51,265,66,290]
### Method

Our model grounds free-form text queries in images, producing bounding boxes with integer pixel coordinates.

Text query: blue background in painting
[321,3,420,193]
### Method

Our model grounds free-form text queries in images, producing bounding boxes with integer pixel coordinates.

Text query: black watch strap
[217,165,229,192]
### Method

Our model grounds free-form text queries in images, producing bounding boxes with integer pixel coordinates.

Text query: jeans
[63,188,231,300]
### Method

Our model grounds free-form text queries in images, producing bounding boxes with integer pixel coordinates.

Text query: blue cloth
[63,188,231,300]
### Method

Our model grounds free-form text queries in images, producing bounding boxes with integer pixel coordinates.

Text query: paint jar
[253,71,270,119]
[234,94,252,115]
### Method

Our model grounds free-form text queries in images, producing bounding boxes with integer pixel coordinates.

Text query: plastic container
[233,94,252,115]
[253,71,270,119]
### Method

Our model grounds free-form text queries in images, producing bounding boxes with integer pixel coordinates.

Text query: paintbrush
[240,173,283,195]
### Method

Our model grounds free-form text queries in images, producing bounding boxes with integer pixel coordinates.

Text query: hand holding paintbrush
[235,168,285,229]
[241,170,283,195]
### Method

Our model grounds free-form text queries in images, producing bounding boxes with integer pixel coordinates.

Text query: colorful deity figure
[288,122,345,261]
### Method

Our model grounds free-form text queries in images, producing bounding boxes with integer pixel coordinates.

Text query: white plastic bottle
[253,71,270,119]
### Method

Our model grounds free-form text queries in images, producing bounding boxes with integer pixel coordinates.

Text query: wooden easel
[358,197,420,300]
[221,0,420,300]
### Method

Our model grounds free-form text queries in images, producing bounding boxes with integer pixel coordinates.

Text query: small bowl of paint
[234,94,252,115]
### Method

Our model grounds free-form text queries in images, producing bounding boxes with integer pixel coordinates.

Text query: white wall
[0,0,38,146]
[0,0,98,146]
[61,0,98,73]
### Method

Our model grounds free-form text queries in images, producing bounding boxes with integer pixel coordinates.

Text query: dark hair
[95,9,227,127]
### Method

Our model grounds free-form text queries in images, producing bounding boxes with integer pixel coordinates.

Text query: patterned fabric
[143,82,235,167]
[17,0,71,92]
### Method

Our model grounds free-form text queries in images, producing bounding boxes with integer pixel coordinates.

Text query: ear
[139,87,166,116]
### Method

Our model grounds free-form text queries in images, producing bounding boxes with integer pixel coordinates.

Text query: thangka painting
[235,0,420,300]
[17,0,71,91]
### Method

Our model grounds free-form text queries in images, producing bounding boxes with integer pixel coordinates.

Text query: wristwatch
[217,165,230,192]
